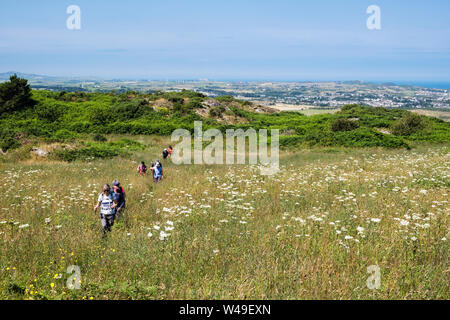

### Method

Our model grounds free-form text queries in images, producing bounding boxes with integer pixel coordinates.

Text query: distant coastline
[381,81,450,90]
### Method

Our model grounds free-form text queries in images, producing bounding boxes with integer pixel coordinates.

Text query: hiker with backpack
[168,145,173,157]
[162,148,169,160]
[112,180,126,219]
[94,184,118,235]
[151,159,163,183]
[137,161,147,176]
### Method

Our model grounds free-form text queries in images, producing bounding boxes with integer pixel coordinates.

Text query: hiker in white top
[94,184,118,235]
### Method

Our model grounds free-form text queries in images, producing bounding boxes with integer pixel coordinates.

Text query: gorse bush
[391,113,427,136]
[279,128,409,149]
[110,100,148,121]
[209,106,225,118]
[215,95,234,103]
[93,133,107,142]
[35,102,65,122]
[53,129,78,142]
[0,128,20,152]
[331,118,360,132]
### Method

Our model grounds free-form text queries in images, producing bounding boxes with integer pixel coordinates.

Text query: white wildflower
[400,220,409,226]
[159,231,169,240]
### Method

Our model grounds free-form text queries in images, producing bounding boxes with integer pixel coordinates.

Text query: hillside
[1,141,448,299]
[1,84,450,161]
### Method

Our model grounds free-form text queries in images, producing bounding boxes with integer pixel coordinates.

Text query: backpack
[153,162,162,177]
[99,193,114,215]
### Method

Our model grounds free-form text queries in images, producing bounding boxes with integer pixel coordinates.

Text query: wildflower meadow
[0,137,448,299]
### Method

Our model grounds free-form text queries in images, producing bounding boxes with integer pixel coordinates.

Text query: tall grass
[0,138,448,299]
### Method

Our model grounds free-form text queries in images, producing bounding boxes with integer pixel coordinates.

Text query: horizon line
[2,71,450,88]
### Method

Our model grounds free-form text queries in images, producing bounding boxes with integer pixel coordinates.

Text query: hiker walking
[94,184,118,235]
[151,159,163,183]
[162,148,169,160]
[112,180,126,219]
[137,161,147,176]
[168,145,173,157]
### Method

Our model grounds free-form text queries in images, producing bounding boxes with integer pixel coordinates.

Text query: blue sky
[0,0,449,81]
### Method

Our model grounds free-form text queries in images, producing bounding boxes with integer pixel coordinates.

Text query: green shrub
[93,133,107,142]
[209,106,225,118]
[35,102,65,122]
[108,138,145,151]
[68,121,92,133]
[173,102,185,113]
[88,106,113,125]
[180,89,206,99]
[168,97,185,105]
[0,128,20,152]
[391,113,427,136]
[53,129,78,141]
[111,100,147,121]
[185,98,204,110]
[53,146,123,162]
[333,127,409,148]
[51,139,145,162]
[156,107,170,115]
[331,118,360,132]
[17,119,52,137]
[215,95,234,103]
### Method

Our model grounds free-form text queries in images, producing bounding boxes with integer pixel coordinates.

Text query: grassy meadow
[0,136,448,300]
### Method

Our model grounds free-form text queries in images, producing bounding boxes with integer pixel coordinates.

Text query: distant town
[1,72,449,111]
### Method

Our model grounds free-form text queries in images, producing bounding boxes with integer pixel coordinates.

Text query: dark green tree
[0,74,36,114]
